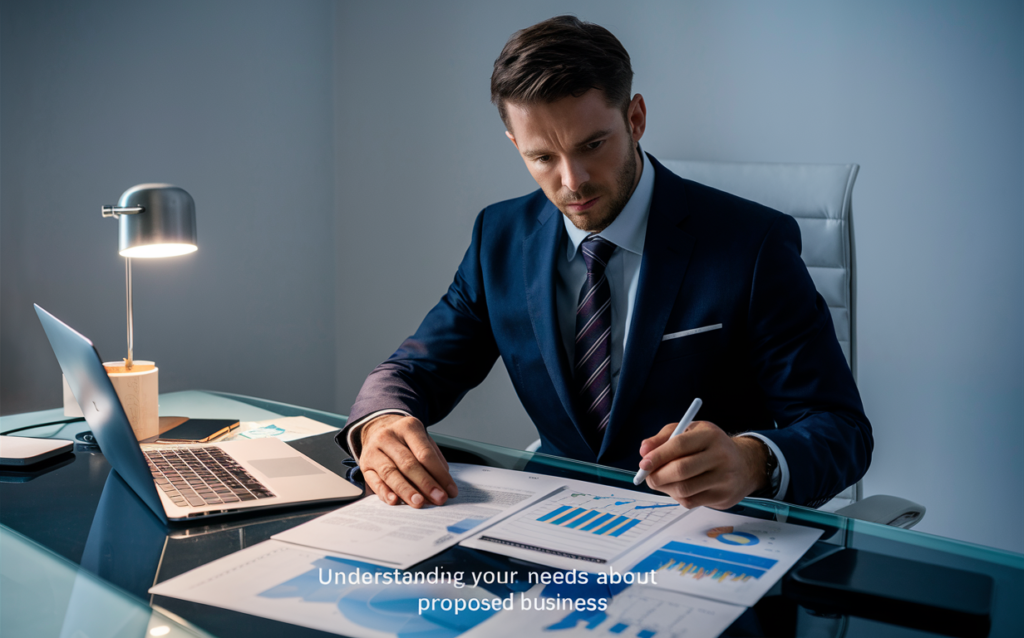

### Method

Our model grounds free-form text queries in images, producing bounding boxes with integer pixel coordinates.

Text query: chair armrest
[834,494,926,529]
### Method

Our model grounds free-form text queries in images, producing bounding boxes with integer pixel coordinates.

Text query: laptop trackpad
[249,457,324,478]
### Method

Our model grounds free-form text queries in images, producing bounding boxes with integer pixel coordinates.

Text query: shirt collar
[563,150,654,261]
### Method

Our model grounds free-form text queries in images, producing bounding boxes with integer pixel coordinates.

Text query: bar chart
[472,488,686,567]
[629,540,777,582]
[613,508,824,606]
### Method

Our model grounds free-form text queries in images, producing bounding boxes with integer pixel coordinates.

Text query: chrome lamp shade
[113,184,197,258]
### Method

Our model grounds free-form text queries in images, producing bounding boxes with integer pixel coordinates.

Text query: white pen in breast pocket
[662,323,723,342]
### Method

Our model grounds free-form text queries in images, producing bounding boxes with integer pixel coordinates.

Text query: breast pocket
[653,323,723,362]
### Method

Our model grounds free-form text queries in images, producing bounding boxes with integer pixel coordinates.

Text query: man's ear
[505,130,519,149]
[627,93,647,144]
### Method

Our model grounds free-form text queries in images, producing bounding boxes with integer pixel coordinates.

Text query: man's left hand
[638,421,768,509]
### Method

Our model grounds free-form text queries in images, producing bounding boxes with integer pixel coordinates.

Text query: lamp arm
[125,257,134,370]
[101,206,145,218]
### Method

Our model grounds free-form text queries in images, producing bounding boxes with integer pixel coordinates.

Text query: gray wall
[1,0,337,413]
[2,0,1021,554]
[334,0,1023,554]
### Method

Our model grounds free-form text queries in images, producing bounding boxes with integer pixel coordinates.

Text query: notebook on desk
[34,304,363,522]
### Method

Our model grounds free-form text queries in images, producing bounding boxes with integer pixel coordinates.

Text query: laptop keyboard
[145,446,275,508]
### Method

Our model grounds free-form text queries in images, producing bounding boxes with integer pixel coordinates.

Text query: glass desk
[2,391,1021,638]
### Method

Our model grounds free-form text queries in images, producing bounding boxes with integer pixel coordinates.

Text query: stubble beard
[558,143,639,233]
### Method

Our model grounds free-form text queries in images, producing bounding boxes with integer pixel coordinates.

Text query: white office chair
[661,160,924,528]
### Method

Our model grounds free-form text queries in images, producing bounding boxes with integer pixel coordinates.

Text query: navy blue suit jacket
[348,155,872,507]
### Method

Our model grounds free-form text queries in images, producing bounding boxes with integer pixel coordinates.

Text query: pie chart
[706,526,760,546]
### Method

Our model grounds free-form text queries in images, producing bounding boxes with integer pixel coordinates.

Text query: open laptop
[35,303,363,522]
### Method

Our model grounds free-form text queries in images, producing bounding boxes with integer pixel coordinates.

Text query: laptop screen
[35,304,166,521]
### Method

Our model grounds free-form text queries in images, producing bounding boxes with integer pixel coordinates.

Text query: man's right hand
[358,414,457,508]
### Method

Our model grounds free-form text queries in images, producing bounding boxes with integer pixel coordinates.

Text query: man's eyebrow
[577,129,614,147]
[521,129,615,158]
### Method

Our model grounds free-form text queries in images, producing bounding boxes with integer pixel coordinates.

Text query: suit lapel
[600,161,696,459]
[523,201,584,438]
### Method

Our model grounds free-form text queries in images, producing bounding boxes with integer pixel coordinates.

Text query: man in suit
[340,16,872,511]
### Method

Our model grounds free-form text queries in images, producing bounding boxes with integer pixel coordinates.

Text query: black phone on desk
[783,547,992,638]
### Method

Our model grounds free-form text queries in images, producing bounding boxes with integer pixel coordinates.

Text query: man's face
[505,90,646,233]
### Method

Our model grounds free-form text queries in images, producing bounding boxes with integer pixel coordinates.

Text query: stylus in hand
[633,397,702,486]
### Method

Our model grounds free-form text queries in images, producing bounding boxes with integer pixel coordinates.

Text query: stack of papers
[151,464,822,638]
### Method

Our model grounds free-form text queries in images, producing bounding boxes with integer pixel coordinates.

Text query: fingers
[650,476,745,510]
[639,421,752,510]
[639,421,679,456]
[638,421,717,474]
[375,447,438,507]
[647,464,748,509]
[402,425,458,498]
[645,447,717,487]
[647,469,718,506]
[362,468,397,505]
[359,416,455,508]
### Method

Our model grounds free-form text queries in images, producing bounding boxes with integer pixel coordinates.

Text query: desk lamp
[101,184,197,370]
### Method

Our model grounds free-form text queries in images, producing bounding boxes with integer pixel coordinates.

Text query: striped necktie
[574,235,616,448]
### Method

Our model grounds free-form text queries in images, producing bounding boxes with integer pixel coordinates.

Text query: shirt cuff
[343,409,412,461]
[736,432,790,501]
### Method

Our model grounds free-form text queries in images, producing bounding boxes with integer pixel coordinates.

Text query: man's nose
[561,158,590,193]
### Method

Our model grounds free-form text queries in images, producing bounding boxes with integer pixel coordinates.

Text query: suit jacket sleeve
[748,214,873,507]
[344,209,500,444]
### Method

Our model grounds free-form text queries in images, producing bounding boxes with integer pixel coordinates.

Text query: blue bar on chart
[552,508,587,525]
[609,518,641,537]
[595,515,629,535]
[564,510,600,529]
[579,513,614,531]
[537,506,571,522]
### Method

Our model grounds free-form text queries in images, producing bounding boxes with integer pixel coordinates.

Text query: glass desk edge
[4,389,1022,571]
[0,523,214,638]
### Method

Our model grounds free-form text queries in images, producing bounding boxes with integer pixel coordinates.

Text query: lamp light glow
[119,243,198,258]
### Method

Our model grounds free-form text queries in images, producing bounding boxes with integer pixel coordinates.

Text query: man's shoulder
[649,156,792,242]
[476,188,556,238]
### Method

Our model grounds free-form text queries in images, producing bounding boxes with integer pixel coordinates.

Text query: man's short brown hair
[490,16,633,129]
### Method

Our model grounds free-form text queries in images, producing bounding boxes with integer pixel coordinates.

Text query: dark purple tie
[574,235,616,447]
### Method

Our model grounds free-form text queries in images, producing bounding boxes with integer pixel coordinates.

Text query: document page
[460,583,746,638]
[272,464,559,568]
[150,539,507,638]
[459,480,689,572]
[611,507,823,607]
[221,416,337,442]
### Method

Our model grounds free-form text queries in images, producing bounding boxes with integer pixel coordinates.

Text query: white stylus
[633,397,703,486]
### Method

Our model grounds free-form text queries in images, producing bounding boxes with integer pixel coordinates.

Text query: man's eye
[587,140,604,151]
[536,155,551,163]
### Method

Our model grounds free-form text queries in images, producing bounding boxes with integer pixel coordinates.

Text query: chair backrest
[659,160,860,379]
[661,160,862,506]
